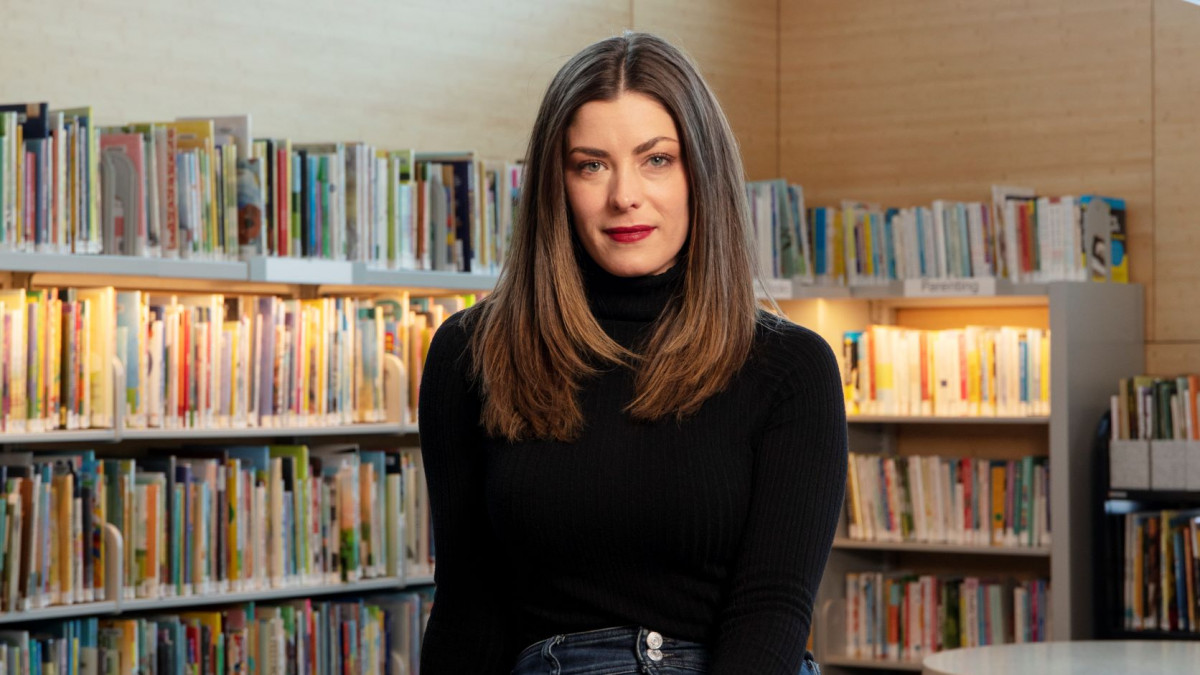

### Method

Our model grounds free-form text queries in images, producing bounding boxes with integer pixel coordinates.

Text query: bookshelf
[0,349,412,445]
[1096,430,1200,641]
[775,281,1144,674]
[0,255,462,649]
[0,521,433,626]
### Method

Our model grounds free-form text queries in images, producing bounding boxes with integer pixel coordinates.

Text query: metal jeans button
[647,648,663,662]
[646,631,663,650]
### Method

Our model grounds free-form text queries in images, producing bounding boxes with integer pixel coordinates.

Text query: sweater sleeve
[418,311,520,673]
[710,327,848,674]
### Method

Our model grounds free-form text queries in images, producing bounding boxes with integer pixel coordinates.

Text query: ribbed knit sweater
[417,262,848,674]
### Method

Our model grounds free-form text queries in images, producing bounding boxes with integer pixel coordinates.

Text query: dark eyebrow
[633,136,677,155]
[567,146,609,159]
[566,136,679,159]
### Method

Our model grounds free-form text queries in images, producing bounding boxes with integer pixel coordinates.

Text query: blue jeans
[510,625,821,674]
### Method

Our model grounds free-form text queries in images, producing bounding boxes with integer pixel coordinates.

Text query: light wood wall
[781,0,1200,375]
[781,0,1157,340]
[1147,0,1200,374]
[0,0,778,179]
[633,0,779,180]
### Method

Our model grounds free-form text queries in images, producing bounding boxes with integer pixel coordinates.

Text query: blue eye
[647,154,672,168]
[580,161,603,173]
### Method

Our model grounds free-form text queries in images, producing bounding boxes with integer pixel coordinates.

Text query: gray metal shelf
[0,253,1085,303]
[119,577,405,614]
[791,284,853,299]
[354,264,499,291]
[0,252,249,281]
[247,256,355,284]
[847,278,1050,301]
[0,601,120,626]
[847,415,1050,425]
[0,428,116,445]
[832,538,1051,557]
[0,576,433,625]
[120,421,404,441]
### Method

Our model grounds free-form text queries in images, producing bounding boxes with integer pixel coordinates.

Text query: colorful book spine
[846,452,1050,548]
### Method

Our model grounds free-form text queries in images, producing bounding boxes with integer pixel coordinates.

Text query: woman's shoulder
[434,306,480,340]
[749,309,840,381]
[426,306,483,371]
[753,309,834,355]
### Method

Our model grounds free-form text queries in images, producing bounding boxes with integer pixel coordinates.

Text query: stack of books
[0,105,522,273]
[845,572,1050,663]
[746,179,1128,285]
[0,591,434,674]
[1114,508,1200,634]
[845,452,1051,548]
[843,325,1051,418]
[0,286,479,434]
[0,445,432,611]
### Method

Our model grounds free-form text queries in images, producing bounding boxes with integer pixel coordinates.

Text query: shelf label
[758,277,793,299]
[904,277,996,297]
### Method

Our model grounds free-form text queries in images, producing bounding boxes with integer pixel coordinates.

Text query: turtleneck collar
[579,253,685,324]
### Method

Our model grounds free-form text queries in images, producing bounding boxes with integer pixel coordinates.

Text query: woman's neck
[579,255,684,324]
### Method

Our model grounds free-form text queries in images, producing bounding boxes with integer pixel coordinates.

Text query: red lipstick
[603,226,654,243]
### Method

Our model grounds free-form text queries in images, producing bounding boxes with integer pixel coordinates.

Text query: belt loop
[541,634,562,673]
[633,627,649,667]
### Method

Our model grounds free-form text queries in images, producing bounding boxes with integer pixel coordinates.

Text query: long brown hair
[468,32,760,441]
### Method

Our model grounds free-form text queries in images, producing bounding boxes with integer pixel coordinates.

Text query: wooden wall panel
[780,0,1154,332]
[1146,343,1200,376]
[1151,0,1200,363]
[633,0,779,180]
[895,424,1050,462]
[0,0,631,161]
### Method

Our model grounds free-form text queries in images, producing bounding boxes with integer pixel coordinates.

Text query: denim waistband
[512,625,708,674]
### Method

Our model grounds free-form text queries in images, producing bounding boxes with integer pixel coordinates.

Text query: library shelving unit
[0,521,430,627]
[1097,488,1200,642]
[774,280,1144,675]
[1096,423,1200,643]
[0,251,492,626]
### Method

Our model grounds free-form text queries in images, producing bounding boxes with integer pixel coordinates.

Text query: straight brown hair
[467,32,760,441]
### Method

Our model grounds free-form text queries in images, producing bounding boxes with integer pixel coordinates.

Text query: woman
[418,32,846,675]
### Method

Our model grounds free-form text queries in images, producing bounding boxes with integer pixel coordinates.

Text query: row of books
[845,453,1051,548]
[844,573,1050,663]
[842,324,1051,417]
[0,104,521,271]
[1113,508,1200,633]
[1110,375,1200,441]
[0,285,474,434]
[746,180,1128,285]
[0,591,432,675]
[0,445,432,612]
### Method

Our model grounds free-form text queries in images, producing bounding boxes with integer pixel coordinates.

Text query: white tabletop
[922,641,1200,675]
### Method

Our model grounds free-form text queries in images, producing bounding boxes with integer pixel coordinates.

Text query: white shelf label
[249,257,355,284]
[758,277,793,299]
[904,277,997,297]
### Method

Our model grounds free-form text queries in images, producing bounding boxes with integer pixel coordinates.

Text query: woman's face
[564,91,689,278]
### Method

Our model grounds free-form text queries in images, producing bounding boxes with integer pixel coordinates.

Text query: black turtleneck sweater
[417,263,847,674]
